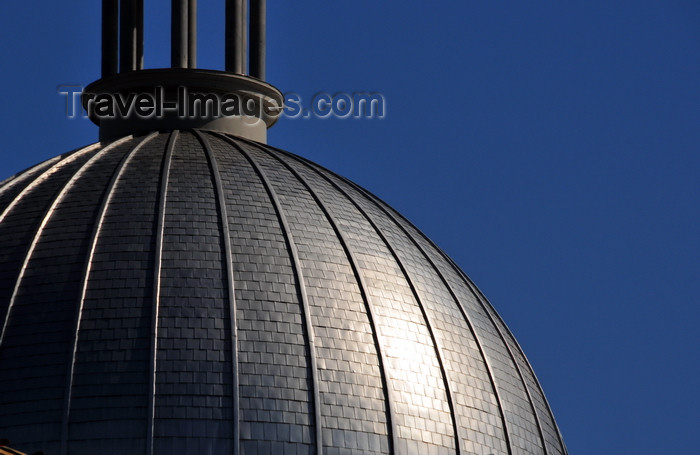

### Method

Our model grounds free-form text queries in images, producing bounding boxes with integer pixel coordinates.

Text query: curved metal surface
[344,179,551,454]
[146,131,177,455]
[60,133,156,455]
[0,155,63,205]
[0,130,568,455]
[286,151,515,455]
[0,145,100,225]
[193,130,240,455]
[246,138,400,454]
[359,195,515,455]
[451,262,549,453]
[0,138,130,349]
[461,273,568,454]
[280,150,464,454]
[221,134,324,454]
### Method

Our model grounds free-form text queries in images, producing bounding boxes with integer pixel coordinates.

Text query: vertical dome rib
[0,137,130,348]
[193,131,241,455]
[356,189,514,454]
[0,136,135,452]
[0,155,63,212]
[241,138,399,454]
[272,147,517,454]
[438,256,551,454]
[221,134,324,454]
[0,1,570,450]
[206,134,318,454]
[67,132,168,453]
[153,130,234,452]
[0,144,101,332]
[296,153,553,453]
[488,308,564,454]
[261,150,457,453]
[0,146,100,224]
[60,133,157,455]
[359,188,550,453]
[293,155,514,454]
[0,130,567,454]
[467,283,567,454]
[274,149,465,454]
[0,174,18,194]
[147,131,177,455]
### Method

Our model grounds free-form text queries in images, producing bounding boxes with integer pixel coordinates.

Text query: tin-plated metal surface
[146,131,177,455]
[0,131,568,455]
[195,131,241,455]
[230,137,324,454]
[60,134,156,455]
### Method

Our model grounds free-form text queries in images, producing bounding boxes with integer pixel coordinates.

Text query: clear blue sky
[1,2,699,453]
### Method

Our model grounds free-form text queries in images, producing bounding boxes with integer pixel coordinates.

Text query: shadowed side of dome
[0,131,566,455]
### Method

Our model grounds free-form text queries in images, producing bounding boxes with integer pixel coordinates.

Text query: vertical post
[249,0,266,80]
[136,0,144,70]
[188,0,197,68]
[102,0,119,77]
[241,0,247,73]
[171,0,189,68]
[226,0,246,74]
[120,0,139,72]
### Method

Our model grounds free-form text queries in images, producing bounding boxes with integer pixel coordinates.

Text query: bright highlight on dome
[0,1,567,454]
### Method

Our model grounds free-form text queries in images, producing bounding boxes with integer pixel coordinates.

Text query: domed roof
[0,130,566,455]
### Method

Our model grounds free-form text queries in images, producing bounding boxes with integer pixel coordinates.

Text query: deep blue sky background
[1,2,699,453]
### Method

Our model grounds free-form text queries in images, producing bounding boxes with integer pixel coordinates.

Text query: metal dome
[0,130,566,455]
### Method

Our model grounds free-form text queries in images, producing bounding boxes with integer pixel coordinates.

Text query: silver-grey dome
[0,130,566,455]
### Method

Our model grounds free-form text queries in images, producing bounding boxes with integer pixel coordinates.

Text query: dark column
[120,0,140,72]
[136,0,144,70]
[102,0,119,77]
[249,0,266,80]
[226,0,246,74]
[172,0,189,68]
[188,0,197,68]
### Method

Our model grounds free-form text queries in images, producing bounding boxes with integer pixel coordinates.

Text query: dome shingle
[0,130,566,455]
